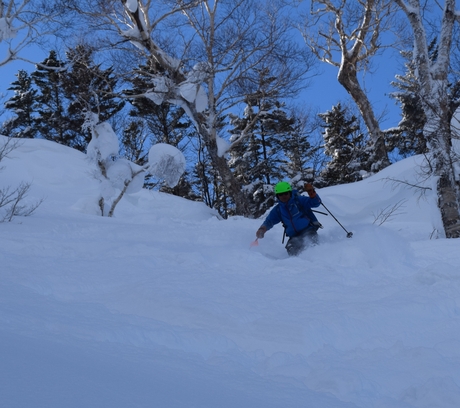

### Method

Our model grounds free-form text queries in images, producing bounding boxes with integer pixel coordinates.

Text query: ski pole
[312,209,328,216]
[321,202,353,238]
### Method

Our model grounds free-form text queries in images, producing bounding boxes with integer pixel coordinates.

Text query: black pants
[285,227,318,256]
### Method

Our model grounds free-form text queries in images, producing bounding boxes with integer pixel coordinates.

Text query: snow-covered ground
[1,135,460,408]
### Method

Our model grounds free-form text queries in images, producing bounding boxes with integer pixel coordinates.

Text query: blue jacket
[261,190,321,237]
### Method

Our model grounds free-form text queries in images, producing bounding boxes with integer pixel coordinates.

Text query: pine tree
[319,103,369,186]
[388,49,428,157]
[61,44,125,151]
[387,40,460,159]
[192,140,217,208]
[30,47,124,151]
[31,51,71,146]
[279,110,322,189]
[2,70,37,139]
[121,120,149,166]
[228,92,296,217]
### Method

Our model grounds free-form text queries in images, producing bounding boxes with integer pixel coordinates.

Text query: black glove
[256,226,267,239]
[304,183,316,198]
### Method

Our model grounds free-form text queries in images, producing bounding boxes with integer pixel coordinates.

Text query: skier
[256,181,322,256]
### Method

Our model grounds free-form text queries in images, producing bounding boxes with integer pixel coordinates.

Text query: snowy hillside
[1,136,460,408]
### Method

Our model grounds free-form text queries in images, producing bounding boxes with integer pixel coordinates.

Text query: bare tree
[300,0,396,172]
[0,181,43,221]
[392,0,460,238]
[67,0,314,216]
[0,0,65,67]
[372,199,407,226]
[0,137,43,221]
[0,135,19,163]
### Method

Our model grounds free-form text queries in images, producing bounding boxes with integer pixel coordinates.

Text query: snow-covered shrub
[86,121,186,216]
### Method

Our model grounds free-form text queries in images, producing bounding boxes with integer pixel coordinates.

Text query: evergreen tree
[228,92,295,217]
[319,103,369,186]
[192,139,217,208]
[61,44,125,151]
[30,47,124,151]
[387,40,460,158]
[279,110,323,189]
[121,120,150,166]
[31,51,70,146]
[388,49,428,157]
[2,70,37,139]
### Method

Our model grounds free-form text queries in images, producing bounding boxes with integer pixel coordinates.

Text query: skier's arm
[303,183,321,208]
[261,205,282,230]
[256,205,281,238]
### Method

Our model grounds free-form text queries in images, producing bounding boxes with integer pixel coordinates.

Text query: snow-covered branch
[86,120,185,217]
[0,0,64,67]
[393,0,460,237]
[69,0,313,216]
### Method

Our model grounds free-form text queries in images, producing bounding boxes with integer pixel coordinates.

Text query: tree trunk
[437,174,460,237]
[393,0,460,238]
[179,101,250,216]
[337,60,390,171]
[120,0,250,217]
[425,114,460,238]
[207,137,249,217]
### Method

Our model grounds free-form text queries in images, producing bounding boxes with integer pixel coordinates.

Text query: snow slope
[1,136,460,408]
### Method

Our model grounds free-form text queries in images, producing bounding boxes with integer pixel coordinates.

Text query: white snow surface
[1,136,460,407]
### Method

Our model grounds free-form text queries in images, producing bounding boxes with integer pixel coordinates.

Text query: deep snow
[1,135,460,408]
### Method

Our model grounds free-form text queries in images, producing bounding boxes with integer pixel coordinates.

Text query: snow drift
[1,136,460,408]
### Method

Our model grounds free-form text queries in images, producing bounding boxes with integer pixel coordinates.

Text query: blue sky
[303,55,402,130]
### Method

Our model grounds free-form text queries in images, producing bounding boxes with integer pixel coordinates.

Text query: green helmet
[274,181,292,195]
